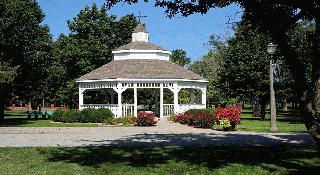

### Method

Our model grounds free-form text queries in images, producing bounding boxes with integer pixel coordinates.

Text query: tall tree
[189,51,222,107]
[106,0,320,144]
[0,0,52,120]
[53,4,139,107]
[170,49,191,67]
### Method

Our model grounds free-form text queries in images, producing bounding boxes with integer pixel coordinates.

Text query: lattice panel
[80,82,117,89]
[137,82,161,88]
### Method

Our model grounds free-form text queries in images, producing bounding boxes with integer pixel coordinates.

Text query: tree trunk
[28,99,32,110]
[260,98,267,121]
[283,99,288,112]
[252,97,261,118]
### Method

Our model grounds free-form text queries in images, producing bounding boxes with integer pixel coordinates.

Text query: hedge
[52,108,114,123]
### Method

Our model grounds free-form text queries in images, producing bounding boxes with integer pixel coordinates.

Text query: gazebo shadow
[38,132,319,174]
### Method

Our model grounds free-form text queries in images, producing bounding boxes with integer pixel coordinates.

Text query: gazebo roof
[77,59,205,81]
[115,41,165,51]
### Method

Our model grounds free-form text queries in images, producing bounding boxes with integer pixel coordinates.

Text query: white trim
[112,50,171,54]
[76,78,208,83]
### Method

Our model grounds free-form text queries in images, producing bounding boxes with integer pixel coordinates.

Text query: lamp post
[267,43,278,132]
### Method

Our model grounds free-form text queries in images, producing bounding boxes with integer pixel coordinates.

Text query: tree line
[0,1,139,120]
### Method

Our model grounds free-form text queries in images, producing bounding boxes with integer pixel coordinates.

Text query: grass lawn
[237,108,307,133]
[0,146,319,175]
[1,110,98,127]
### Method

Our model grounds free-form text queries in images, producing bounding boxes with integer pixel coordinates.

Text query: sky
[37,0,242,61]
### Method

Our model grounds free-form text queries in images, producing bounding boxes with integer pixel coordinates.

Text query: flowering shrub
[216,106,242,129]
[192,112,216,128]
[134,112,157,126]
[174,113,193,125]
[174,110,216,128]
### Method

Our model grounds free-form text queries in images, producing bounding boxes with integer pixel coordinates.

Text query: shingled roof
[115,41,165,51]
[77,59,205,81]
[133,24,148,33]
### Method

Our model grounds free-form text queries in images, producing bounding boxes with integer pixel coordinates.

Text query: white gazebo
[76,24,207,118]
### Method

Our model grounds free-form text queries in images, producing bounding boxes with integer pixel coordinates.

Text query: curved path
[0,119,315,147]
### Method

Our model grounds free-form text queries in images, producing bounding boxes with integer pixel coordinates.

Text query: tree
[53,4,139,107]
[189,51,222,107]
[0,0,52,120]
[106,0,320,144]
[170,49,191,67]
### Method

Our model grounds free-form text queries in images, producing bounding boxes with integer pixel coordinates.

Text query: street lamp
[267,43,278,132]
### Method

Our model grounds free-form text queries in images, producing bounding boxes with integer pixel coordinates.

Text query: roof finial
[136,11,147,23]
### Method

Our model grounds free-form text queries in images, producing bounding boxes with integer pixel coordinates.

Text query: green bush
[52,110,65,122]
[95,108,114,123]
[167,114,176,121]
[62,109,80,123]
[79,108,114,123]
[52,108,114,123]
[111,116,135,125]
[185,108,216,116]
[79,108,96,123]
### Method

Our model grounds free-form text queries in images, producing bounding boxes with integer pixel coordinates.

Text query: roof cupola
[132,24,148,42]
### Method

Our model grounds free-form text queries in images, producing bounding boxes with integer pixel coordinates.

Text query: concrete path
[0,119,315,147]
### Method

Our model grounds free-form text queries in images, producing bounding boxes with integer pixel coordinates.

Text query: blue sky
[37,0,242,61]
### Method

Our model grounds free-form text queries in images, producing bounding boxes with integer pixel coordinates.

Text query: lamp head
[267,43,277,55]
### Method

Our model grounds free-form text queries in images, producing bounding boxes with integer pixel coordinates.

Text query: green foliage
[189,51,222,106]
[167,114,177,121]
[0,0,53,118]
[185,108,216,116]
[111,116,135,125]
[53,108,114,123]
[79,108,97,123]
[95,108,114,123]
[62,109,80,123]
[52,110,65,122]
[52,4,139,107]
[170,49,191,67]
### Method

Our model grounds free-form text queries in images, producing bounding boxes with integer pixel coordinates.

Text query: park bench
[47,111,53,119]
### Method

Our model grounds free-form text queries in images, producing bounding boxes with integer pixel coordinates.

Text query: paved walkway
[0,119,315,147]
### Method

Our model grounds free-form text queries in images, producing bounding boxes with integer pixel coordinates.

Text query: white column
[160,83,164,118]
[79,87,84,110]
[134,83,138,117]
[155,90,159,116]
[173,82,180,114]
[190,89,195,104]
[117,83,122,117]
[201,88,207,107]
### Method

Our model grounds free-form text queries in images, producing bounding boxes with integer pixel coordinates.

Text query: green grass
[1,110,98,127]
[0,146,319,175]
[238,108,307,133]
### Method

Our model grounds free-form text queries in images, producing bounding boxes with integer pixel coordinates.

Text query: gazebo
[76,24,207,118]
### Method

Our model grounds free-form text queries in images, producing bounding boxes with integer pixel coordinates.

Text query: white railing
[81,104,134,117]
[80,104,118,115]
[178,104,206,114]
[122,104,134,117]
[163,104,174,117]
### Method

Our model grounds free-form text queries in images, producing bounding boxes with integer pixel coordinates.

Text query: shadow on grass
[37,133,320,174]
[0,118,50,127]
[241,109,304,125]
[1,110,49,127]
